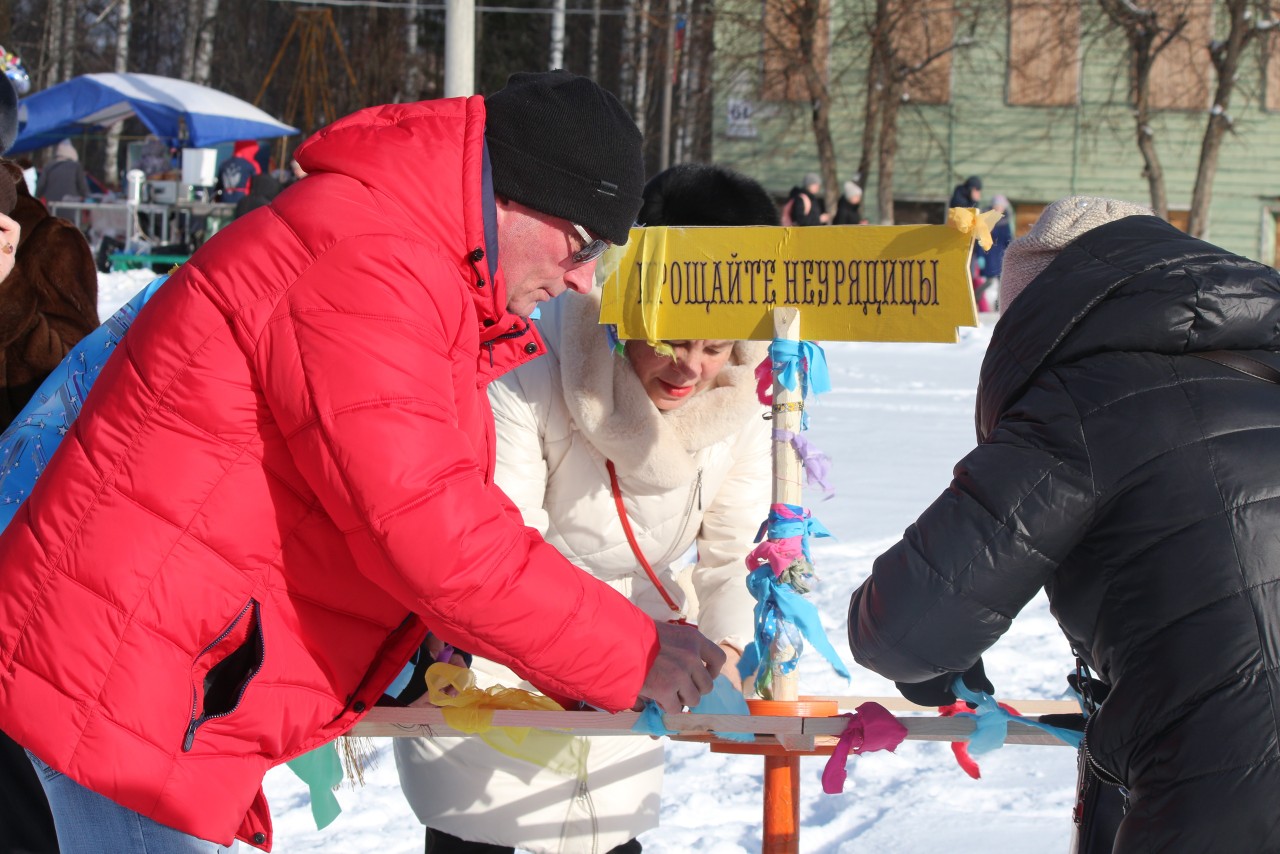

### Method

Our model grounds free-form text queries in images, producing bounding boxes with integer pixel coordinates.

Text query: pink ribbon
[821,702,908,794]
[745,536,802,577]
[755,357,773,405]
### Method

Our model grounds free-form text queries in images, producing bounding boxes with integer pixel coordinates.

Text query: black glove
[895,658,995,708]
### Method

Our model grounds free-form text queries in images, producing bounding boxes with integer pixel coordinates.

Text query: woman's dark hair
[637,163,781,228]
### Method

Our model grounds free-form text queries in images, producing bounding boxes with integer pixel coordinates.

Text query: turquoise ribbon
[768,340,831,429]
[630,675,755,741]
[738,566,851,688]
[285,745,344,829]
[758,503,832,562]
[951,676,1083,752]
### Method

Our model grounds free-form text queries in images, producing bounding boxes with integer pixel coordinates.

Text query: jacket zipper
[654,467,702,570]
[183,600,264,752]
[1081,714,1129,790]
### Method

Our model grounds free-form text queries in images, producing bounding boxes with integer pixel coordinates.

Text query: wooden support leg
[762,754,801,854]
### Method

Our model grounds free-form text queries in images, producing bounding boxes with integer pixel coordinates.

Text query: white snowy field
[97,272,1079,854]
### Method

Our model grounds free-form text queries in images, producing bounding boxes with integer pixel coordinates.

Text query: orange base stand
[707,698,840,854]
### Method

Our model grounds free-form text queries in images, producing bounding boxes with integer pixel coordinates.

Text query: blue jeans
[26,749,238,852]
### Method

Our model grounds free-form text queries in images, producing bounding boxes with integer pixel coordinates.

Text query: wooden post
[762,755,800,851]
[758,306,806,854]
[769,306,803,702]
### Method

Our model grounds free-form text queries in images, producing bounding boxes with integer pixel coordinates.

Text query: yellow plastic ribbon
[425,663,588,778]
[635,229,675,358]
[946,206,1004,251]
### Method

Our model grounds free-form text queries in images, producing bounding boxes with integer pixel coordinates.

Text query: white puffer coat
[395,288,770,853]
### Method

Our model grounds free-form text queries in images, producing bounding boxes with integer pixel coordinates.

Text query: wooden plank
[805,695,1080,715]
[351,707,1075,748]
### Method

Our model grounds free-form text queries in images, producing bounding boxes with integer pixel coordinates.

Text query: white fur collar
[555,290,767,489]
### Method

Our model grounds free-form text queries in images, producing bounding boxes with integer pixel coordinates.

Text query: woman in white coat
[394,164,781,854]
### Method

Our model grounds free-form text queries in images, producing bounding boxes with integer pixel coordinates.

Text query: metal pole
[445,0,476,97]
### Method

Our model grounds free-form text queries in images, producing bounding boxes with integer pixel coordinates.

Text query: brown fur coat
[0,160,99,429]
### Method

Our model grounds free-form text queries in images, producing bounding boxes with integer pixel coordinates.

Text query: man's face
[496,198,603,318]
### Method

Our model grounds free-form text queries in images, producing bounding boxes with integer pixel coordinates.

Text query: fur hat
[638,163,780,228]
[485,70,644,245]
[0,73,16,156]
[1000,196,1153,309]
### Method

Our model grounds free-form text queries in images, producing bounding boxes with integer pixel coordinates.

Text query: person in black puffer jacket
[848,195,1280,852]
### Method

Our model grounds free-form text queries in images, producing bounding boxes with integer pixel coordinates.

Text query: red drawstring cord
[606,459,687,619]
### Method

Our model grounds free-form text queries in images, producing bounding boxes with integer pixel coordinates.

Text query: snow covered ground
[96,273,1080,854]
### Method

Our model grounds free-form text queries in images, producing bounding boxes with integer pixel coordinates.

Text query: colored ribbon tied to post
[948,675,1084,758]
[757,340,832,426]
[773,429,834,497]
[821,702,909,794]
[738,564,851,692]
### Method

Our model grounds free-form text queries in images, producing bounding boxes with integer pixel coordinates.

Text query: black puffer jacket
[848,216,1280,852]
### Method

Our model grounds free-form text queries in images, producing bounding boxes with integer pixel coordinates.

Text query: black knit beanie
[485,70,644,245]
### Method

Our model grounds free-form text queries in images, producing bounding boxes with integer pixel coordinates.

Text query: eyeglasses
[570,222,611,266]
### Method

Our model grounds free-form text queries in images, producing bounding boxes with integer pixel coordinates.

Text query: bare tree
[104,0,132,188]
[39,0,69,89]
[1186,0,1278,237]
[1098,0,1194,219]
[856,0,975,223]
[758,0,840,213]
[192,0,219,86]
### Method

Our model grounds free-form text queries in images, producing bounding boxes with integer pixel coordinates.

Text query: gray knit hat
[1000,196,1153,308]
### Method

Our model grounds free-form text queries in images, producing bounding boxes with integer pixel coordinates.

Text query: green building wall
[711,2,1280,263]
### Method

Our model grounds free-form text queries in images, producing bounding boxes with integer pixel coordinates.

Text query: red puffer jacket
[0,96,658,850]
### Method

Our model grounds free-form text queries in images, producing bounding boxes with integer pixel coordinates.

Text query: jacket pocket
[183,598,264,752]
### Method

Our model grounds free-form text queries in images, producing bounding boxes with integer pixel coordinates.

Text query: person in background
[395,162,777,854]
[0,72,99,854]
[972,193,1012,312]
[833,180,865,225]
[785,171,827,225]
[34,139,89,202]
[847,196,1280,852]
[231,171,281,220]
[274,157,307,189]
[0,70,725,854]
[214,139,262,202]
[948,174,982,210]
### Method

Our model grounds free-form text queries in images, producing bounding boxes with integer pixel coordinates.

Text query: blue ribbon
[756,503,833,563]
[629,675,755,741]
[951,676,1083,752]
[768,340,831,429]
[738,566,851,690]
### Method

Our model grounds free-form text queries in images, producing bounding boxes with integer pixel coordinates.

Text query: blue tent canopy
[10,72,299,155]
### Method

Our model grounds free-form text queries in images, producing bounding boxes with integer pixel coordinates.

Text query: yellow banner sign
[597,224,979,342]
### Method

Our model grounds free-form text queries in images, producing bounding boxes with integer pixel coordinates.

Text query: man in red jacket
[0,71,726,853]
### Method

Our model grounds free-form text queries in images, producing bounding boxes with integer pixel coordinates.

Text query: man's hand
[718,644,743,693]
[636,620,726,713]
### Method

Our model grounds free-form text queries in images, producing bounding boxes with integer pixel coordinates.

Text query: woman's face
[625,339,735,411]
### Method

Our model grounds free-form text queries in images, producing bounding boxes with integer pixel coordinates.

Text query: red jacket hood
[293,98,534,354]
[232,140,262,173]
